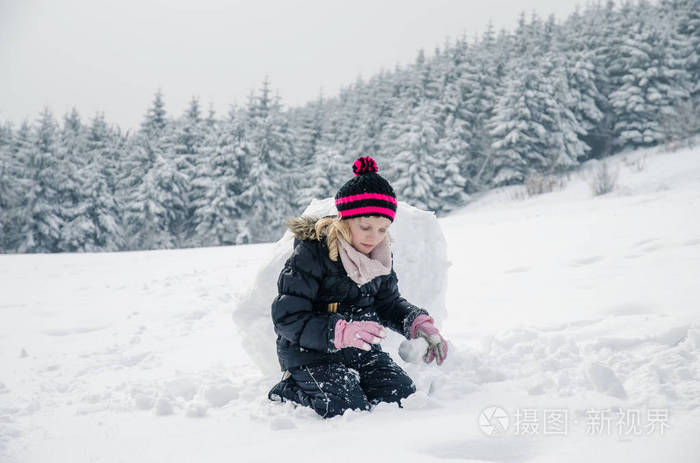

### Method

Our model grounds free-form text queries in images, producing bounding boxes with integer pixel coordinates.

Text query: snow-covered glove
[334,320,387,351]
[410,314,448,365]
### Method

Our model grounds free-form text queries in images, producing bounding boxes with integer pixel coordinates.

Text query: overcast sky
[1,0,585,132]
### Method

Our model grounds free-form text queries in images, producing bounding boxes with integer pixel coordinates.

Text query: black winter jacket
[271,216,429,371]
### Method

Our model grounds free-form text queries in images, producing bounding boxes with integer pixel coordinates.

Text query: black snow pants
[267,347,416,418]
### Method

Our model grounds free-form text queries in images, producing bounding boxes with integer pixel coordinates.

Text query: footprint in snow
[423,437,535,462]
[504,266,531,274]
[604,303,654,316]
[269,417,296,430]
[569,255,604,267]
[632,238,659,248]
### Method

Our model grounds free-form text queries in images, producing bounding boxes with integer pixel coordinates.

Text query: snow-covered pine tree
[488,53,585,186]
[511,10,545,57]
[542,14,559,53]
[18,108,65,252]
[127,144,188,250]
[56,108,100,252]
[76,113,127,251]
[488,61,547,185]
[429,41,469,211]
[307,99,352,202]
[451,38,500,192]
[387,100,442,211]
[336,77,368,157]
[191,108,249,246]
[539,53,591,171]
[567,0,625,158]
[672,0,700,106]
[361,71,400,156]
[87,113,123,195]
[124,92,188,249]
[0,123,25,252]
[556,49,605,162]
[238,79,295,242]
[140,89,167,138]
[290,94,331,210]
[609,19,691,150]
[1,122,33,251]
[383,51,444,212]
[432,116,469,212]
[171,97,206,244]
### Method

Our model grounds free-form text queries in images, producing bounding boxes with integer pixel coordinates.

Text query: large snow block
[232,197,449,376]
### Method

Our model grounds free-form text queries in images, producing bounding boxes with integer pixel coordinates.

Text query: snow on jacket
[271,215,429,371]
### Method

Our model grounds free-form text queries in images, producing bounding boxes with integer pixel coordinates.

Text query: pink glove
[334,320,387,351]
[410,315,448,365]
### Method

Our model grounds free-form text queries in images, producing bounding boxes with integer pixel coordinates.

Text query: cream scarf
[337,235,392,285]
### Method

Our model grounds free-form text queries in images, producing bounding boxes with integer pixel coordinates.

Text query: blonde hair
[314,216,353,262]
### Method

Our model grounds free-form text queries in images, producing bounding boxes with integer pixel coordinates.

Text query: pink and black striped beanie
[335,156,397,222]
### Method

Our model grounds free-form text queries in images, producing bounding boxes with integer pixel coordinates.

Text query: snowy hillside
[1,144,699,462]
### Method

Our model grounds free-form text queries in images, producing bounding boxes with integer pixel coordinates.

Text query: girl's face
[347,216,391,255]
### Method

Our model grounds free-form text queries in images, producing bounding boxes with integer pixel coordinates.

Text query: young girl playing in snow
[267,156,448,418]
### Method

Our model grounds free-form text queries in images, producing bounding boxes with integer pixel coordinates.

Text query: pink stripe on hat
[338,206,396,220]
[335,192,398,205]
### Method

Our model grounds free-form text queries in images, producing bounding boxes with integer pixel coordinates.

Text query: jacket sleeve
[271,239,345,353]
[373,262,429,340]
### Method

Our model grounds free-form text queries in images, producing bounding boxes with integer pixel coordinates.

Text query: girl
[267,156,448,418]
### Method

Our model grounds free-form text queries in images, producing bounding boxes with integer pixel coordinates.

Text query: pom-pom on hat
[335,156,397,222]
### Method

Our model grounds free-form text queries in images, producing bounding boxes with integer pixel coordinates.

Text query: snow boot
[267,370,311,407]
[267,370,293,402]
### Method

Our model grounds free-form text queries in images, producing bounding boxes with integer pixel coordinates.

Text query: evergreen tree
[387,100,442,211]
[2,122,33,251]
[56,108,94,252]
[609,21,691,150]
[673,0,700,105]
[192,115,248,245]
[171,97,206,243]
[453,44,499,191]
[77,113,127,251]
[292,95,337,209]
[570,0,625,157]
[562,50,605,161]
[488,54,587,185]
[141,89,167,137]
[124,91,191,249]
[541,53,591,170]
[19,109,65,252]
[0,123,24,251]
[127,146,188,250]
[238,79,295,242]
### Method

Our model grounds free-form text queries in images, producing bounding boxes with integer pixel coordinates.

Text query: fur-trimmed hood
[287,215,332,241]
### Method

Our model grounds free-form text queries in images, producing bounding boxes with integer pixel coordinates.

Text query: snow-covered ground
[1,144,699,462]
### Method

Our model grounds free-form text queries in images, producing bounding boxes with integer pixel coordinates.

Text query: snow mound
[232,197,449,375]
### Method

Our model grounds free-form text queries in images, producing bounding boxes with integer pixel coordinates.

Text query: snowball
[585,361,627,399]
[398,337,429,364]
[185,402,207,418]
[681,326,700,351]
[655,325,689,347]
[204,384,239,408]
[133,393,155,410]
[165,377,197,401]
[154,397,174,416]
[269,417,296,430]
